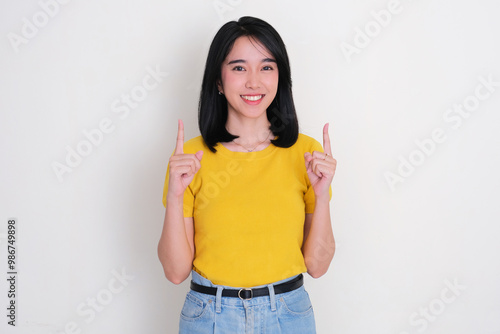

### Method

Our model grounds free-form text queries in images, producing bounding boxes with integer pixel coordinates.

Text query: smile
[241,95,264,101]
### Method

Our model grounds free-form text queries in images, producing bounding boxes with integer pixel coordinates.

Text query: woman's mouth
[241,94,264,104]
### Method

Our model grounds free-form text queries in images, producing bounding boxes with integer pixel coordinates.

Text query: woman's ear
[217,80,223,94]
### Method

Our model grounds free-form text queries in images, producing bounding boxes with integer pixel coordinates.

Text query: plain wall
[1,0,499,333]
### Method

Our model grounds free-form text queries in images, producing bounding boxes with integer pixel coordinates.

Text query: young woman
[158,16,337,333]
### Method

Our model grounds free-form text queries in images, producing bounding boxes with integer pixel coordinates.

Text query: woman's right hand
[167,119,203,198]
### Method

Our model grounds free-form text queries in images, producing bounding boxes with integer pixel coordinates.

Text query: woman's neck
[223,113,273,152]
[225,115,271,145]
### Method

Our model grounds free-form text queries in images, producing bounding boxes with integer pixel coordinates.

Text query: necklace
[232,131,272,152]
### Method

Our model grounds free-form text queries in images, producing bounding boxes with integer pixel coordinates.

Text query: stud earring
[218,91,223,95]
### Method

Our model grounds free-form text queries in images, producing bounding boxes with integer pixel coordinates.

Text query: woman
[158,16,337,333]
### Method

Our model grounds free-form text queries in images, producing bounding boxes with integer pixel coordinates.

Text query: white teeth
[241,95,263,101]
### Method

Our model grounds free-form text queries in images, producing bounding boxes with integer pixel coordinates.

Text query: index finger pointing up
[323,123,332,155]
[175,119,184,154]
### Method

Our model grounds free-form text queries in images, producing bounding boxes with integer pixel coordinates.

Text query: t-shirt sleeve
[303,139,333,214]
[161,154,195,217]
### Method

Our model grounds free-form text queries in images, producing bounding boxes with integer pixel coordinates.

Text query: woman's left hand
[304,123,337,198]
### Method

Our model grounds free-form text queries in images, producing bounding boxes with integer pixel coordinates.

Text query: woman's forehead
[225,36,274,61]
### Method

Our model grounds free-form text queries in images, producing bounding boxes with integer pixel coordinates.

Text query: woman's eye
[262,66,274,71]
[232,66,245,71]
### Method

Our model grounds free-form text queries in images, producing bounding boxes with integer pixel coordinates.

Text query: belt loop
[215,286,223,313]
[267,284,276,312]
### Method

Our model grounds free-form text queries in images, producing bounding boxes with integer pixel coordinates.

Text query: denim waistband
[190,270,301,289]
[189,270,304,313]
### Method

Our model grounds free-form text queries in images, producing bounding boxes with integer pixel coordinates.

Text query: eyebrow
[227,58,277,65]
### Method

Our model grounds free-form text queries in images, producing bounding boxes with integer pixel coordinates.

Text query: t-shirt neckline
[215,140,278,160]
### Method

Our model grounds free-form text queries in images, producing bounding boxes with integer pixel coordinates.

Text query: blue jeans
[179,270,316,334]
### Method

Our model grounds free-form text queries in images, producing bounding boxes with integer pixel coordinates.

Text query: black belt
[190,274,304,300]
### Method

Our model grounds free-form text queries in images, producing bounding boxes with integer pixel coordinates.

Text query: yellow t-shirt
[162,133,331,287]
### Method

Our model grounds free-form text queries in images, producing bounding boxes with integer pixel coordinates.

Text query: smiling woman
[158,16,337,334]
[197,16,299,154]
[218,35,279,151]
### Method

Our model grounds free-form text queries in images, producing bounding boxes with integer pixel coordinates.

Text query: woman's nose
[245,71,261,89]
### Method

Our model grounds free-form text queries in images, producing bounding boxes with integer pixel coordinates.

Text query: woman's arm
[157,120,202,284]
[158,198,195,284]
[302,199,335,278]
[302,123,337,278]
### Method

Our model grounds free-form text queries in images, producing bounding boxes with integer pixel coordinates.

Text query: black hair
[198,16,299,153]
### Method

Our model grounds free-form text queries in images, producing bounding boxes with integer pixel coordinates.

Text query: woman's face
[218,36,279,122]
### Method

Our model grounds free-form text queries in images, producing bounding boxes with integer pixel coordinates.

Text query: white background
[1,0,499,333]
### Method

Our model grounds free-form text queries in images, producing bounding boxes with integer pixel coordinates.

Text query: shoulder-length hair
[198,16,299,153]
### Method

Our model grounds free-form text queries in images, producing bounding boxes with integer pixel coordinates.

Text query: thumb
[304,152,313,172]
[195,150,204,161]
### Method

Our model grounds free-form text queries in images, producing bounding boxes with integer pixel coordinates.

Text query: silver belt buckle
[238,288,253,300]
